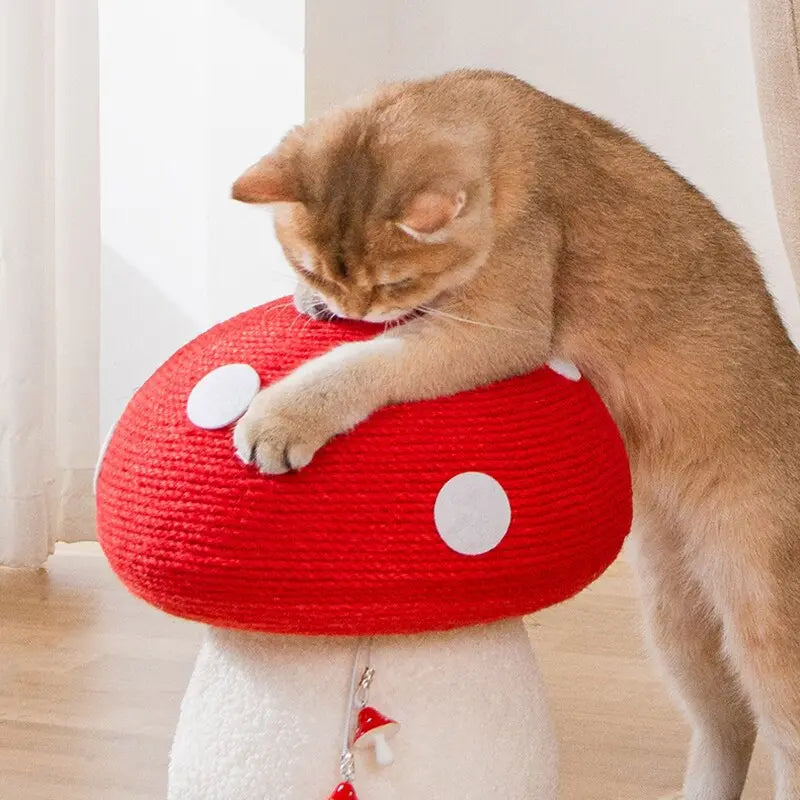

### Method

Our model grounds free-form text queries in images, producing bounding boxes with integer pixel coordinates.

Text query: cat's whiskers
[260,301,297,319]
[287,307,313,333]
[296,304,324,334]
[416,305,531,335]
[298,314,317,335]
[292,301,336,331]
[311,302,336,323]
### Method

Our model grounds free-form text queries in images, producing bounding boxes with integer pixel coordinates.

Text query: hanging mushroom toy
[353,706,400,767]
[95,297,632,800]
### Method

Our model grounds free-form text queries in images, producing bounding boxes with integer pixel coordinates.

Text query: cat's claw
[233,390,321,474]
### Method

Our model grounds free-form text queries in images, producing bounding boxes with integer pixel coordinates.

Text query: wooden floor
[1,545,772,799]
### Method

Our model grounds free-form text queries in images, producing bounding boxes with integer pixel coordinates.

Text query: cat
[231,70,800,800]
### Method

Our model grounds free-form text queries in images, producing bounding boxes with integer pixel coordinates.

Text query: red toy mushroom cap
[353,706,400,766]
[96,298,632,636]
[328,782,358,800]
[353,707,400,745]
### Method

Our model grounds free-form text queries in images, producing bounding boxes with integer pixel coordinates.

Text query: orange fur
[233,70,800,799]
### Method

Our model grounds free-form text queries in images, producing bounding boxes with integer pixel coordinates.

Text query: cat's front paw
[233,388,325,474]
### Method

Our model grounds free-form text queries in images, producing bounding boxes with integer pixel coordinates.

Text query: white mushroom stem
[372,734,394,766]
[168,619,558,800]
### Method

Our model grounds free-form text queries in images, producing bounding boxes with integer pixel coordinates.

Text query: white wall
[99,0,303,434]
[307,0,799,337]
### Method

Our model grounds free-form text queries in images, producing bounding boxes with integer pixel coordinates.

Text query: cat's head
[232,104,493,322]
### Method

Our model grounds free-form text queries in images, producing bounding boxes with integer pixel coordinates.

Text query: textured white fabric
[0,0,100,566]
[169,620,558,800]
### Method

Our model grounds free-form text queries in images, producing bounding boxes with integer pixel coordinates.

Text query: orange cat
[232,70,800,800]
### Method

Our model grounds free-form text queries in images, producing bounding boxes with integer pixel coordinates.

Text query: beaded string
[339,637,374,783]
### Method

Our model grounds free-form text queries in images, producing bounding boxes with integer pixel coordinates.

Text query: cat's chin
[296,305,332,322]
[362,308,417,324]
[304,305,334,321]
[293,285,422,325]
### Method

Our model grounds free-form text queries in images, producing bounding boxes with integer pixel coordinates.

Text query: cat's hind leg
[707,520,800,800]
[629,513,757,800]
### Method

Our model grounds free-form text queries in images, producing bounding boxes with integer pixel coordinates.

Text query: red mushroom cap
[96,298,632,636]
[353,707,400,746]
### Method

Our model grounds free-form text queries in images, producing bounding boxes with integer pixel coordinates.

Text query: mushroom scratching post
[96,298,632,800]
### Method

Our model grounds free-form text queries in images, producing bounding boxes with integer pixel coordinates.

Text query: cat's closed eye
[297,264,314,279]
[380,278,415,290]
[292,254,317,281]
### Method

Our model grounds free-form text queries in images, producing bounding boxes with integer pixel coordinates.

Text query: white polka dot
[434,472,512,556]
[187,363,261,430]
[547,358,581,382]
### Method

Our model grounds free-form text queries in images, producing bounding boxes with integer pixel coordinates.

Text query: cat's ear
[396,190,466,242]
[231,155,299,204]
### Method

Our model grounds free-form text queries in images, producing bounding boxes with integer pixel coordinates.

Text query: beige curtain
[750,0,800,283]
[0,0,100,566]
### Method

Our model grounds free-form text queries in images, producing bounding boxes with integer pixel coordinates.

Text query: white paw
[233,390,323,474]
